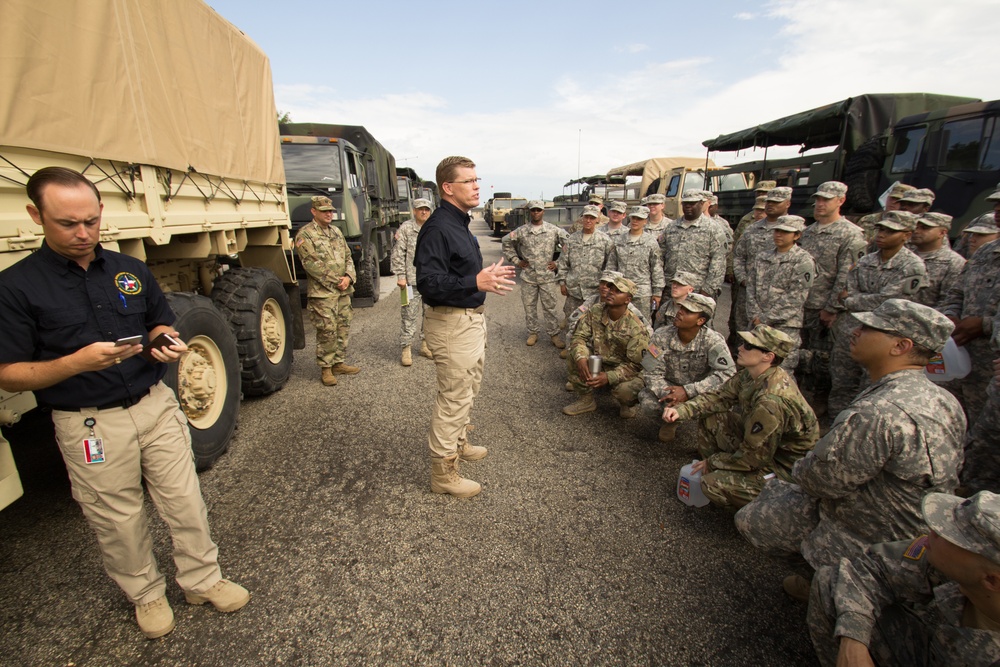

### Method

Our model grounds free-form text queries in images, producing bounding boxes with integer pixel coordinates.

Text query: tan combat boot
[782,574,811,603]
[458,432,488,461]
[658,422,678,442]
[563,394,597,415]
[551,334,565,349]
[559,348,568,359]
[401,346,412,367]
[430,455,481,497]
[135,596,175,639]
[332,362,360,375]
[619,403,638,419]
[526,333,538,346]
[321,367,337,386]
[419,341,434,359]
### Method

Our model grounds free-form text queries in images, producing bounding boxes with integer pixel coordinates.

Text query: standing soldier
[502,200,568,348]
[558,204,614,336]
[911,212,965,310]
[745,215,816,372]
[295,195,360,386]
[643,193,670,236]
[598,200,628,239]
[732,180,776,248]
[657,190,728,302]
[733,186,793,337]
[897,187,935,216]
[798,181,866,413]
[854,182,915,249]
[391,197,434,366]
[828,211,926,418]
[607,205,665,321]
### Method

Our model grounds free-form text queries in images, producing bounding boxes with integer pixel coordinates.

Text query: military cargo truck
[702,93,979,224]
[0,0,304,501]
[280,123,400,304]
[485,196,528,235]
[606,157,747,220]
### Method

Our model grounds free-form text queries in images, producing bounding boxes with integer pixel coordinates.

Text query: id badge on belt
[82,417,105,464]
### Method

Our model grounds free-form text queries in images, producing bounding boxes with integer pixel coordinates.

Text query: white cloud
[614,43,649,54]
[733,12,754,20]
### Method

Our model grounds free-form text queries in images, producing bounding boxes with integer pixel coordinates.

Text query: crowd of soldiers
[459,180,1000,665]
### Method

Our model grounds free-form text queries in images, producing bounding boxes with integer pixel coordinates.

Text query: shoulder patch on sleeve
[903,535,928,561]
[751,422,763,434]
[717,357,729,366]
[295,236,305,248]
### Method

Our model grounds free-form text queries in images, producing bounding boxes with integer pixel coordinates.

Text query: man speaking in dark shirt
[414,156,515,497]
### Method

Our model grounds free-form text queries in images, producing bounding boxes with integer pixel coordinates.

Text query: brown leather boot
[458,432,488,461]
[419,341,434,359]
[430,455,481,497]
[321,367,337,386]
[332,362,360,375]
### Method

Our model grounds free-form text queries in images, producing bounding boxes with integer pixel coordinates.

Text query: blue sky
[209,0,1000,200]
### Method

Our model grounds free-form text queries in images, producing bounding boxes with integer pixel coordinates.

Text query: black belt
[50,388,151,412]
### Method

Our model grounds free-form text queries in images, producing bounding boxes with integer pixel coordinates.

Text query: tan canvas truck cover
[607,157,717,198]
[0,0,284,185]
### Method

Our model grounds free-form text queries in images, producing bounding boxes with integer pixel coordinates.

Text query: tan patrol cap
[588,194,604,205]
[753,195,767,210]
[582,204,601,218]
[528,199,545,210]
[680,189,706,202]
[610,275,638,296]
[670,270,700,286]
[311,195,335,211]
[678,293,716,318]
[754,180,777,192]
[917,212,953,229]
[875,210,918,232]
[608,200,627,213]
[772,215,807,233]
[629,205,650,219]
[645,193,666,205]
[887,183,916,199]
[413,198,432,209]
[811,181,848,200]
[765,186,792,202]
[738,325,794,358]
[899,188,936,204]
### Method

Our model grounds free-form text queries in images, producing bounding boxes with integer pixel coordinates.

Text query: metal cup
[588,354,602,375]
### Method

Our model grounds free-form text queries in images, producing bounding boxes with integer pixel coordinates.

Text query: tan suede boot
[458,433,488,461]
[321,367,337,386]
[551,334,565,349]
[430,455,481,497]
[419,341,434,359]
[526,333,538,346]
[401,346,412,366]
[332,362,360,375]
[658,422,678,442]
[563,394,597,415]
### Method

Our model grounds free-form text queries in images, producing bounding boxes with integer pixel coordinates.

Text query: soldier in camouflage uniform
[854,182,915,250]
[827,211,926,417]
[658,190,728,305]
[732,180,776,247]
[502,200,568,348]
[642,193,670,236]
[653,270,698,329]
[796,182,867,412]
[563,275,650,418]
[962,308,1000,493]
[735,300,965,597]
[964,216,1000,258]
[941,235,1000,426]
[558,204,614,333]
[746,215,816,372]
[597,200,628,239]
[567,194,608,234]
[733,186,793,337]
[911,212,965,309]
[728,193,768,343]
[897,187,935,216]
[390,198,434,366]
[561,271,652,367]
[295,195,360,386]
[663,326,817,508]
[807,491,1000,667]
[606,206,664,322]
[639,294,735,442]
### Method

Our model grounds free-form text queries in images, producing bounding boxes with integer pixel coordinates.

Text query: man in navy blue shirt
[0,167,248,639]
[414,156,515,497]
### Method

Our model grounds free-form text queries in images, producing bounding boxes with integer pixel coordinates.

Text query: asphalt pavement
[0,216,819,666]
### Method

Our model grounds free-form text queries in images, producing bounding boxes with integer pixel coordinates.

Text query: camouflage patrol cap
[986,182,1000,201]
[680,189,706,202]
[899,188,936,204]
[528,199,545,210]
[772,215,807,233]
[811,181,848,200]
[670,270,700,286]
[599,270,624,284]
[582,204,601,218]
[753,196,767,210]
[608,200,627,213]
[678,293,716,318]
[754,180,777,192]
[311,195,335,211]
[917,212,953,229]
[964,216,1000,234]
[887,183,916,199]
[922,491,1000,565]
[413,198,433,209]
[853,298,955,352]
[765,186,792,202]
[588,194,604,205]
[610,274,638,296]
[629,205,650,219]
[738,325,795,359]
[698,190,718,204]
[875,210,919,231]
[642,193,665,205]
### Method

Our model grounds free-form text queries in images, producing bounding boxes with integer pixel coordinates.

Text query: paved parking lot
[0,217,818,666]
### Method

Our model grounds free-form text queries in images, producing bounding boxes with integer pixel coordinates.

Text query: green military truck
[280,123,400,305]
[0,0,305,506]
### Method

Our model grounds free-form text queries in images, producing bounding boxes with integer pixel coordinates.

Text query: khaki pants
[52,381,221,604]
[424,306,486,459]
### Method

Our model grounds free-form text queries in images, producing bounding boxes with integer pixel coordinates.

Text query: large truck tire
[378,239,394,276]
[843,136,886,214]
[212,267,293,397]
[163,293,241,471]
[353,250,381,303]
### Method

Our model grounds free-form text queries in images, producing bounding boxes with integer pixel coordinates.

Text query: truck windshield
[497,199,527,208]
[281,144,343,185]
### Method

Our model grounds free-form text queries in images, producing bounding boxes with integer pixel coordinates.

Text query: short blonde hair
[436,156,476,189]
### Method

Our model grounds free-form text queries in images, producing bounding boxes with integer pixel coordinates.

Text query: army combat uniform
[557,229,614,317]
[607,233,665,322]
[390,218,424,348]
[295,220,356,369]
[638,324,735,417]
[568,303,650,407]
[674,365,818,508]
[502,222,568,338]
[914,245,965,310]
[657,213,728,299]
[736,368,965,569]
[732,219,780,332]
[745,244,816,372]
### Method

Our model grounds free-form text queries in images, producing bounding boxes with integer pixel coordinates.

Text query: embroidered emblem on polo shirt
[115,272,142,295]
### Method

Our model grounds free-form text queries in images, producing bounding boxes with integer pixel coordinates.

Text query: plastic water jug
[677,460,710,507]
[925,338,972,383]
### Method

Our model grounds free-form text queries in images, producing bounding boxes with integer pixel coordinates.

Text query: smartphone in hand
[141,333,182,363]
[115,334,144,346]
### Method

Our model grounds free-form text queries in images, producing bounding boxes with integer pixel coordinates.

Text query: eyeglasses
[448,178,481,185]
[740,341,768,353]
